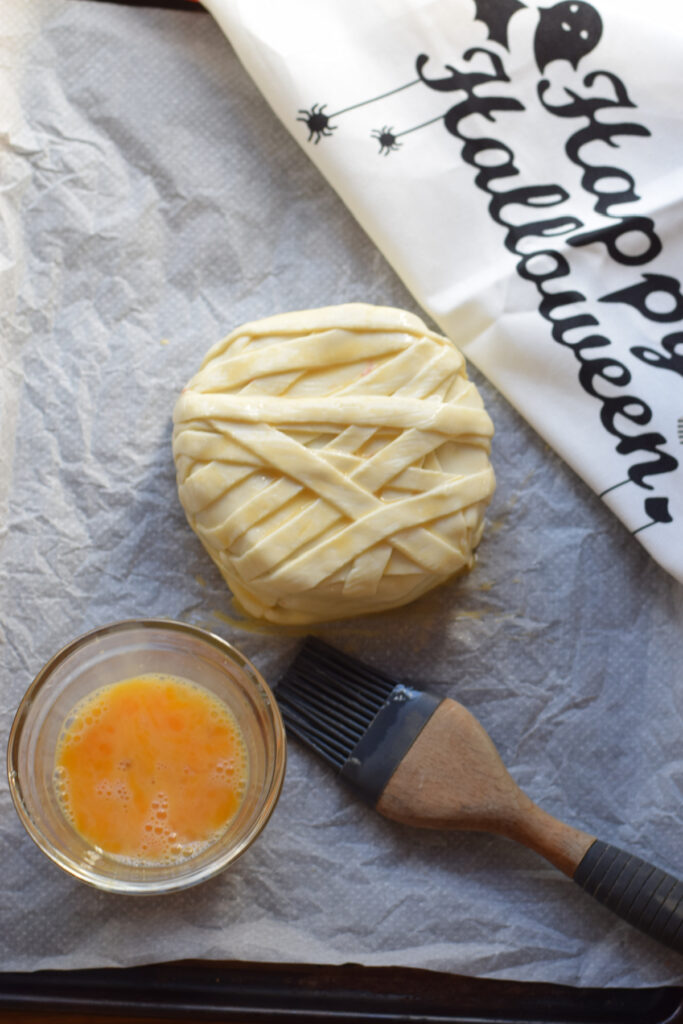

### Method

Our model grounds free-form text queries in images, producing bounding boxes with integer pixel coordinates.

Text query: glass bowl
[7,619,286,895]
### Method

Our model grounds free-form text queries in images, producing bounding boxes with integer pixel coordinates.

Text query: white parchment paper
[0,0,681,986]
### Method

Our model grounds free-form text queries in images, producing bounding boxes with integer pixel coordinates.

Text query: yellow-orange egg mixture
[54,674,247,864]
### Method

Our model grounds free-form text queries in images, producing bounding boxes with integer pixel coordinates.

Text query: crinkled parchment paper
[0,0,681,986]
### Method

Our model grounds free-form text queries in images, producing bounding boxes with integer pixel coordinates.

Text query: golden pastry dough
[173,304,495,624]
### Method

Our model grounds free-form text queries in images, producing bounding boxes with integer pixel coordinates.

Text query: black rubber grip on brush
[574,840,683,953]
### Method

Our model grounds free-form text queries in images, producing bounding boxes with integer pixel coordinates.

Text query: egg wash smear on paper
[54,675,248,863]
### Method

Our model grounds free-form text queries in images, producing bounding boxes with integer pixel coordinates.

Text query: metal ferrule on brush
[275,637,441,805]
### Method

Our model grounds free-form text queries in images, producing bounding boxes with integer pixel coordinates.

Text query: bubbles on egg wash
[53,673,248,865]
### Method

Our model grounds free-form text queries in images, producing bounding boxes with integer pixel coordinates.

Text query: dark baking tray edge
[72,0,206,12]
[1,961,682,1023]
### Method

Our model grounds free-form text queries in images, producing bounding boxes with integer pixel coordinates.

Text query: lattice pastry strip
[173,304,495,624]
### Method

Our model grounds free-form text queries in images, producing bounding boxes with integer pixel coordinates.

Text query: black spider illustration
[297,104,336,143]
[371,126,401,155]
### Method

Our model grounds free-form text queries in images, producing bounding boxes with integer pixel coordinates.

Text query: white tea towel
[203,0,683,582]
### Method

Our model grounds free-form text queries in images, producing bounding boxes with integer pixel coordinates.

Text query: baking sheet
[0,0,681,985]
[2,960,682,1021]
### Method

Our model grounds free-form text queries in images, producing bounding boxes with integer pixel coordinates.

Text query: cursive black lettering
[416,46,679,520]
[632,332,683,379]
[538,72,660,265]
[417,50,526,138]
[601,273,683,323]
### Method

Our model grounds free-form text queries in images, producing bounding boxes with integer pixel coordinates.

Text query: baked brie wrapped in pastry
[173,304,495,624]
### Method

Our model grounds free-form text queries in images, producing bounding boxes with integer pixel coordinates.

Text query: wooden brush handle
[377,698,683,954]
[511,802,683,953]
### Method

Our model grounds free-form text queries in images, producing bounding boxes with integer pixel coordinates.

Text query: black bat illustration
[473,0,527,49]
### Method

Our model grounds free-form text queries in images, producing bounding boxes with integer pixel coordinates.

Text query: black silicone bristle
[275,637,396,771]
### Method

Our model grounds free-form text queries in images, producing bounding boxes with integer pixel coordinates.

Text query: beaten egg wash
[54,675,247,863]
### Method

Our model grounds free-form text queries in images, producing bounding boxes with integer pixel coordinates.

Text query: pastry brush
[276,636,683,954]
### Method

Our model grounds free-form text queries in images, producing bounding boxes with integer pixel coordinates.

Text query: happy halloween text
[417,48,681,525]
